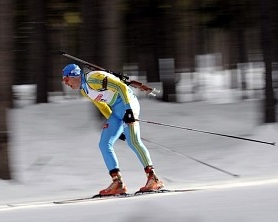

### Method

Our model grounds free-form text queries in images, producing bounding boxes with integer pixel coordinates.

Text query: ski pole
[137,119,276,146]
[142,137,240,177]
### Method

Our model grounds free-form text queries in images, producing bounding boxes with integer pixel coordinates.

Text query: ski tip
[92,194,102,198]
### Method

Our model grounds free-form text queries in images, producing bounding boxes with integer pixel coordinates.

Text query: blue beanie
[62,64,81,77]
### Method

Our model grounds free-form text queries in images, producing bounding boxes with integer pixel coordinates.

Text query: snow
[1,95,278,222]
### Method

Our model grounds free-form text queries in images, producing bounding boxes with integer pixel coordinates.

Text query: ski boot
[140,166,164,192]
[99,170,127,196]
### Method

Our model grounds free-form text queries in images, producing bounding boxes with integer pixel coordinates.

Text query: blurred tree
[15,1,31,85]
[122,0,162,82]
[0,0,14,179]
[272,0,278,63]
[48,0,82,93]
[177,1,200,71]
[260,0,276,123]
[79,0,99,66]
[80,0,122,72]
[271,0,278,106]
[122,0,182,101]
[28,0,50,103]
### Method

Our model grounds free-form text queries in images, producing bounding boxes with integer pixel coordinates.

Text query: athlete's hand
[119,133,126,141]
[123,109,135,124]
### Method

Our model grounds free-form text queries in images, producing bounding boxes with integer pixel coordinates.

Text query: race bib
[87,88,115,103]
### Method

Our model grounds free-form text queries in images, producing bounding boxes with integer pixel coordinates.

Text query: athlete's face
[63,76,81,90]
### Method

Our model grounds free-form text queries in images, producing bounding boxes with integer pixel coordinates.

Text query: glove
[123,109,135,123]
[119,133,126,141]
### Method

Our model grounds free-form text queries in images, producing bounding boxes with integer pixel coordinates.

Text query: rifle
[59,50,160,96]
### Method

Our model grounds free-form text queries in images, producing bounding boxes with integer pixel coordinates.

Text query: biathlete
[62,64,164,195]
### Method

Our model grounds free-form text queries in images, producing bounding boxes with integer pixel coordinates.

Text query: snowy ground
[1,96,278,221]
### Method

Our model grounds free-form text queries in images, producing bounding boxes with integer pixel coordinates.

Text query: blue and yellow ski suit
[80,71,153,172]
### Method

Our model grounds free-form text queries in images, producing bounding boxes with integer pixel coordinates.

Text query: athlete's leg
[99,115,123,171]
[124,121,153,167]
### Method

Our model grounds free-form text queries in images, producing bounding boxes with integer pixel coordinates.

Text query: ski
[53,194,129,204]
[1,188,200,208]
[53,188,200,204]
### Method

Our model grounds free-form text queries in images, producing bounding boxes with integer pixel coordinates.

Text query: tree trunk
[80,0,122,72]
[80,0,102,66]
[260,0,276,123]
[0,0,14,179]
[28,0,49,103]
[237,29,248,99]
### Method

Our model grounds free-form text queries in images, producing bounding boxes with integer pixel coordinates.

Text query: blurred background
[0,0,277,180]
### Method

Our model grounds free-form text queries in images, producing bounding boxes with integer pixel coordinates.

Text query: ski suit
[80,70,153,171]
